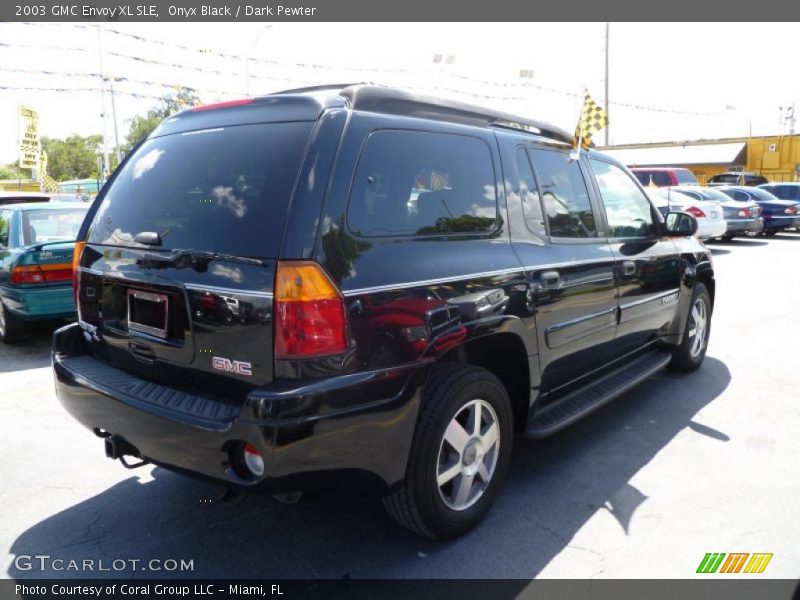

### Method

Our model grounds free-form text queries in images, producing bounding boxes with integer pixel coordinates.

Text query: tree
[126,88,200,149]
[41,134,104,181]
[0,164,21,180]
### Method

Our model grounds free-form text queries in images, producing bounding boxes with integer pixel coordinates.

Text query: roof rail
[339,85,572,144]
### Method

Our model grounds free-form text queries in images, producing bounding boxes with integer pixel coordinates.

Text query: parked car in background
[672,185,763,241]
[53,85,714,539]
[716,186,800,236]
[0,202,89,343]
[707,172,768,187]
[759,182,800,231]
[630,167,699,187]
[645,187,726,240]
[0,192,52,206]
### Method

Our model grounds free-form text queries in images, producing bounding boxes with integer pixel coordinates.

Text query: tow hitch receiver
[104,434,149,469]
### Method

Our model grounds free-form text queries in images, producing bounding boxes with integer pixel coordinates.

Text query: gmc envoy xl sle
[53,85,714,538]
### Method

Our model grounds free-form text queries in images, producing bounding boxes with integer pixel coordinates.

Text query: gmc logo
[212,357,252,376]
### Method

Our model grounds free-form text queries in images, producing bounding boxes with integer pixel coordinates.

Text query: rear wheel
[720,234,734,242]
[0,301,24,344]
[382,364,513,538]
[763,230,778,237]
[669,283,711,372]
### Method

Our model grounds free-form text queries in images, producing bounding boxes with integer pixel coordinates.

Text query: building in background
[600,135,800,184]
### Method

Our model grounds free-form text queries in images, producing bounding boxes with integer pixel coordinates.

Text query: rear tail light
[11,263,73,284]
[72,241,85,304]
[242,443,264,478]
[685,206,706,218]
[785,207,797,215]
[274,261,348,359]
[738,208,750,218]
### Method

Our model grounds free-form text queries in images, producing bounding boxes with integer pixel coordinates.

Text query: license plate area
[127,289,169,339]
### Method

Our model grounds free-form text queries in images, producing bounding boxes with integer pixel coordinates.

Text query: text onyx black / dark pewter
[53,85,714,539]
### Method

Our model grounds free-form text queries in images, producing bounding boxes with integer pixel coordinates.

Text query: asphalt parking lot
[2,234,799,580]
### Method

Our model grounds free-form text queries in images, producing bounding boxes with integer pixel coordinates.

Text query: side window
[589,159,655,238]
[0,210,12,248]
[528,148,595,238]
[514,147,545,236]
[348,130,497,237]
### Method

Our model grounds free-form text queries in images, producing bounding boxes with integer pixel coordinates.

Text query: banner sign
[18,104,40,170]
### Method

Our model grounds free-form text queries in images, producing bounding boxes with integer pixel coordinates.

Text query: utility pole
[96,26,110,181]
[604,22,610,146]
[109,80,122,166]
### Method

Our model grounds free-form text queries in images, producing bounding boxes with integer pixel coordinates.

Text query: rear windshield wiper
[140,249,268,270]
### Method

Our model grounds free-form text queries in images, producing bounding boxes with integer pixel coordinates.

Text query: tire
[669,283,711,372]
[382,364,514,539]
[720,234,734,242]
[763,230,778,237]
[0,301,24,344]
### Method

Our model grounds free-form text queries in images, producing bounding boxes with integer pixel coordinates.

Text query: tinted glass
[697,187,732,202]
[590,159,655,238]
[721,189,749,202]
[748,188,779,202]
[529,148,595,238]
[634,171,671,187]
[774,185,800,200]
[21,209,87,245]
[348,130,497,237]
[675,170,699,184]
[514,147,546,236]
[87,122,313,256]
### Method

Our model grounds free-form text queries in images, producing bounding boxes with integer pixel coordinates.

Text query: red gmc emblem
[212,357,253,376]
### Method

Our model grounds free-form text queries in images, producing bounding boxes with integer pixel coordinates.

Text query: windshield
[675,170,698,185]
[748,188,780,202]
[694,187,730,202]
[86,121,313,257]
[22,209,87,245]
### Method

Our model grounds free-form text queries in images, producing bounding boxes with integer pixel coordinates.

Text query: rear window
[87,122,313,256]
[633,171,671,187]
[347,130,497,237]
[22,209,87,245]
[675,169,699,185]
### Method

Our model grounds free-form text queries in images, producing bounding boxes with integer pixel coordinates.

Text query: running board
[526,350,672,438]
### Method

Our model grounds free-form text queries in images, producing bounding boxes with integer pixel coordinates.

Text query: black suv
[53,85,714,538]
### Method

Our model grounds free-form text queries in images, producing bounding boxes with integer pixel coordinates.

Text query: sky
[1,22,799,165]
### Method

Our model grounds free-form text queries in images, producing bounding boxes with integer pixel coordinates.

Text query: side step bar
[527,350,672,438]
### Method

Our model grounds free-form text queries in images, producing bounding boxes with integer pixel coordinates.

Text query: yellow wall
[0,179,41,192]
[746,136,800,182]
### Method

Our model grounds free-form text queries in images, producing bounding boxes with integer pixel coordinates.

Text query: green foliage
[126,88,201,149]
[41,134,105,181]
[0,164,21,180]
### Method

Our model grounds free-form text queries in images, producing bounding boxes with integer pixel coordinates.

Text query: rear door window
[87,122,314,257]
[528,147,596,238]
[514,147,546,236]
[347,130,497,237]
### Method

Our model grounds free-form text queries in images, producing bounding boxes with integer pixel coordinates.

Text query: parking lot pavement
[2,233,799,581]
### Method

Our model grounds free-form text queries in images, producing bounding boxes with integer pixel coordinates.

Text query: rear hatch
[76,116,315,404]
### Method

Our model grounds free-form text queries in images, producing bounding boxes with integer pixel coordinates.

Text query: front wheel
[669,283,711,372]
[382,364,513,538]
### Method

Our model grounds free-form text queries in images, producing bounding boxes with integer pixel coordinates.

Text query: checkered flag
[573,92,609,150]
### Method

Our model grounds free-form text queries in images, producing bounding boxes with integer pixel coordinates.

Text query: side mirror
[663,211,698,237]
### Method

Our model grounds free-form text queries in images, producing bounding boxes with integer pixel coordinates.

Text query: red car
[630,167,699,187]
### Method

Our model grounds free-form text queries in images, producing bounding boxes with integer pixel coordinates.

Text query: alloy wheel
[688,297,708,358]
[436,398,500,511]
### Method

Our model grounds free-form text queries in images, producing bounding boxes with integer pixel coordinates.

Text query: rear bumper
[53,323,427,492]
[696,219,727,240]
[763,215,800,231]
[1,283,75,319]
[724,217,764,235]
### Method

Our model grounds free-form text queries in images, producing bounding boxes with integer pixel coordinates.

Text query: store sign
[18,105,40,170]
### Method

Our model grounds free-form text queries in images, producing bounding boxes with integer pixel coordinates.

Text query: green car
[0,202,88,343]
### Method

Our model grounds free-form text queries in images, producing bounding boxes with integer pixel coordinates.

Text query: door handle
[540,270,561,289]
[620,261,637,277]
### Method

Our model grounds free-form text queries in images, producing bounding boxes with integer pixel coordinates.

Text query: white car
[646,188,727,240]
